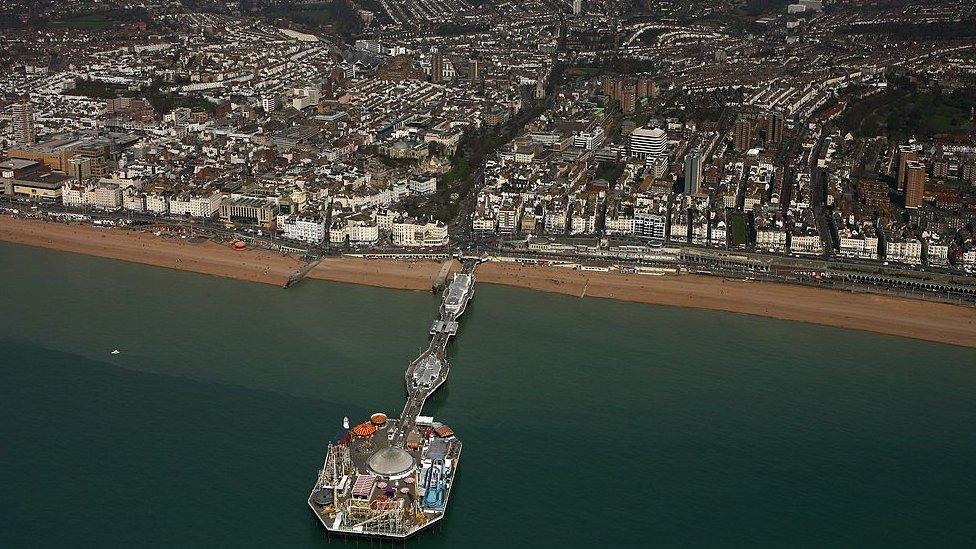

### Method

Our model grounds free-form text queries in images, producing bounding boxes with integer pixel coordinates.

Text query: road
[809,127,837,256]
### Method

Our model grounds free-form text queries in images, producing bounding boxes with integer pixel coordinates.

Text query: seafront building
[2,1,976,542]
[281,215,326,243]
[1,1,976,266]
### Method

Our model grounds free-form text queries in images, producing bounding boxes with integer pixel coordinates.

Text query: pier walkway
[393,258,478,446]
[432,260,454,290]
[284,257,322,288]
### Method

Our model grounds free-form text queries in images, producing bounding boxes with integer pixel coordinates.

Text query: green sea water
[1,242,975,547]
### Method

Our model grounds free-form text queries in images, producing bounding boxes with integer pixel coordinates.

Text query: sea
[1,242,975,547]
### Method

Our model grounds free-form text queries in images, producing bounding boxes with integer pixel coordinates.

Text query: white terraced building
[392,218,448,247]
[886,239,922,264]
[330,218,379,245]
[927,243,949,266]
[169,192,221,218]
[348,221,379,244]
[122,188,145,212]
[282,215,326,243]
[61,181,122,209]
[757,230,788,252]
[962,250,976,272]
[838,236,879,260]
[791,234,823,255]
[92,182,121,209]
[145,192,169,214]
[408,177,437,195]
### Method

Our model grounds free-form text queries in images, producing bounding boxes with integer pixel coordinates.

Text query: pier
[432,259,454,290]
[284,256,322,288]
[308,257,479,539]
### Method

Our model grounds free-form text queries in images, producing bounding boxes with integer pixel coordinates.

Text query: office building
[629,127,667,159]
[904,161,925,209]
[684,151,702,194]
[763,112,784,144]
[897,145,918,191]
[733,118,752,151]
[219,196,278,228]
[11,102,35,146]
[620,82,636,114]
[73,140,114,178]
[431,52,444,83]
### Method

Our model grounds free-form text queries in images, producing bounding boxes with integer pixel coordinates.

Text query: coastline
[0,215,302,286]
[2,215,974,348]
[477,262,976,348]
[308,256,459,291]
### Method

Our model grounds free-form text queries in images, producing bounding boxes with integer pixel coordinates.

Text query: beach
[308,256,458,290]
[477,262,976,348]
[2,215,974,347]
[0,216,302,286]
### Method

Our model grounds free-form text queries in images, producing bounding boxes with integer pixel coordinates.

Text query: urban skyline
[1,0,976,544]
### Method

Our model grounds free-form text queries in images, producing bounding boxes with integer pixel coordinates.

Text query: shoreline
[476,262,976,349]
[0,215,303,286]
[2,215,974,348]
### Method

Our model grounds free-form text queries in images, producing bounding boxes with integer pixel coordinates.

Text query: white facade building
[961,250,976,272]
[790,235,823,255]
[170,192,221,218]
[93,183,122,209]
[926,242,949,266]
[408,177,437,196]
[123,189,145,212]
[473,214,497,234]
[348,221,379,244]
[145,193,169,214]
[282,215,326,243]
[62,183,85,207]
[573,127,605,150]
[605,215,635,236]
[391,219,448,247]
[838,236,880,260]
[629,127,667,159]
[757,230,788,252]
[634,211,667,239]
[61,182,121,209]
[885,239,923,264]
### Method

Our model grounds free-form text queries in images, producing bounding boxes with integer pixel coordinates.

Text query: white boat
[111,349,120,355]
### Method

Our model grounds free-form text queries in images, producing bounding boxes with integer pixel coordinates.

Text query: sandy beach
[0,216,302,286]
[309,257,458,291]
[477,262,976,348]
[2,215,974,347]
